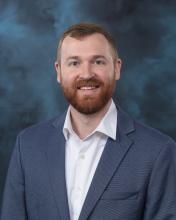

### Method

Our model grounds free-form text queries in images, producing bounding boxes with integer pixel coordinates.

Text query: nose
[80,62,94,79]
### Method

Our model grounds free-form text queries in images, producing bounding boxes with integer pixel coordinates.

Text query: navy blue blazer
[1,106,176,220]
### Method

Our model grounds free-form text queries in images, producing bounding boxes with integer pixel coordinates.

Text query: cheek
[98,70,115,82]
[95,64,115,77]
[60,74,76,88]
[60,70,70,82]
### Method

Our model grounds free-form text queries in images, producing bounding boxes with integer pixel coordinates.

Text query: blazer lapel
[46,114,70,220]
[79,106,135,220]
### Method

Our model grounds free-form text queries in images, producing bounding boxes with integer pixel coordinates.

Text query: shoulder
[117,105,176,154]
[129,117,176,160]
[16,113,66,144]
[134,120,174,144]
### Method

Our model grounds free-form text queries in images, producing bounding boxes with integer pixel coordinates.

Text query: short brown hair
[56,23,118,61]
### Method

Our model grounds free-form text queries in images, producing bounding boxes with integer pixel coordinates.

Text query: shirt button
[80,154,85,159]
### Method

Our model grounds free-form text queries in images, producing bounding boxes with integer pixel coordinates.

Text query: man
[1,23,176,220]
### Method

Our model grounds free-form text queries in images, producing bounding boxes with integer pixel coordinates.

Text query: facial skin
[55,33,122,115]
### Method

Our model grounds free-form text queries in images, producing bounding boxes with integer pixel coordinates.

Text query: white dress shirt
[63,100,117,220]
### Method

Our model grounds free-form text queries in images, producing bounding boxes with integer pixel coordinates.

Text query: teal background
[0,0,176,208]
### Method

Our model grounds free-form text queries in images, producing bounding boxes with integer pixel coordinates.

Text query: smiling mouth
[77,85,100,90]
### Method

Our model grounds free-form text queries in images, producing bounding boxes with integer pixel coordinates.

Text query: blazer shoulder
[117,104,175,147]
[131,118,176,152]
[17,113,65,142]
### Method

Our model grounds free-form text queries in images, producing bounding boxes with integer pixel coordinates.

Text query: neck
[70,99,112,139]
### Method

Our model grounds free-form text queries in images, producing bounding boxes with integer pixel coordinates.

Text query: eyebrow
[91,55,107,60]
[66,55,107,62]
[66,56,80,62]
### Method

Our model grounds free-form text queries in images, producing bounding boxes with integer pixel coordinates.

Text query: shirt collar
[63,99,117,141]
[95,100,117,140]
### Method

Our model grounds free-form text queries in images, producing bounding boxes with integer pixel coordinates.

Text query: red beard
[60,76,116,114]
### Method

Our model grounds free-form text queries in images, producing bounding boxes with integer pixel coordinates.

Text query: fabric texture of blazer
[1,105,176,220]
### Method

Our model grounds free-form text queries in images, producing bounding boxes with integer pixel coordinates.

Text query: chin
[72,98,110,115]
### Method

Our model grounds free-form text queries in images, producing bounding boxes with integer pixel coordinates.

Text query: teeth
[80,86,96,90]
[77,85,100,90]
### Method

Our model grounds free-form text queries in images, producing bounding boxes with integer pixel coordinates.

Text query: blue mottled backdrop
[0,0,176,207]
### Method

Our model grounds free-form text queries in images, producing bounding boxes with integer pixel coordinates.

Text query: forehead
[60,33,113,58]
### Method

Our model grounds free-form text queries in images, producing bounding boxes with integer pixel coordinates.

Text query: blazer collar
[116,105,135,135]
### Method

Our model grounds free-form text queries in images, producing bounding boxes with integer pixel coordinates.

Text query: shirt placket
[70,141,87,220]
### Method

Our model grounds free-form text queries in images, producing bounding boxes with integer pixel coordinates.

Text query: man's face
[55,33,121,114]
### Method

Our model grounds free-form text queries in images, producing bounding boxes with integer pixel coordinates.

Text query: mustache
[75,77,103,89]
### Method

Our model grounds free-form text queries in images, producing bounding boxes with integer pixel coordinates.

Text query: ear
[55,61,61,83]
[114,58,122,81]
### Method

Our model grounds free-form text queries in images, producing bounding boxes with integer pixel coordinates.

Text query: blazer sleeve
[1,135,28,220]
[143,139,176,220]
